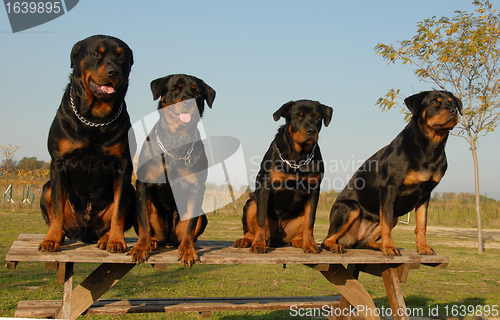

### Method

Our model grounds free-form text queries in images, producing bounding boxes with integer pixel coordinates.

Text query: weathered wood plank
[6,234,450,267]
[69,263,135,319]
[15,296,341,318]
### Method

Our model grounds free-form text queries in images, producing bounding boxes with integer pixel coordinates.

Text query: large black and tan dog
[128,74,215,267]
[233,100,333,254]
[39,35,136,253]
[322,91,462,256]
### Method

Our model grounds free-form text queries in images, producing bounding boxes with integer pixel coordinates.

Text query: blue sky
[0,0,499,198]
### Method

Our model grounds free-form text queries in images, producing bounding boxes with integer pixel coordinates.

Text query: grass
[1,202,500,320]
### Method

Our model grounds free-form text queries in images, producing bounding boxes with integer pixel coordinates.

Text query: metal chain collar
[275,143,316,169]
[155,124,197,167]
[69,85,123,127]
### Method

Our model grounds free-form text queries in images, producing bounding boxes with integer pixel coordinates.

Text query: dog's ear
[273,101,295,121]
[70,40,83,69]
[404,91,430,115]
[320,103,333,127]
[150,76,172,101]
[448,92,463,115]
[202,81,216,108]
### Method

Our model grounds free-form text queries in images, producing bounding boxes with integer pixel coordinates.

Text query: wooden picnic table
[5,234,448,319]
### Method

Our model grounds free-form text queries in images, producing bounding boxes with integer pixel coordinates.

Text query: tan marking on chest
[102,143,126,156]
[404,170,443,185]
[57,139,86,156]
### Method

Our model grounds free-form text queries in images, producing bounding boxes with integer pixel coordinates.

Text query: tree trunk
[471,140,484,253]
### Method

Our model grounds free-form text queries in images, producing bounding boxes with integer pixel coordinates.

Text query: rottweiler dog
[233,100,333,254]
[128,74,215,267]
[39,35,136,253]
[322,90,462,256]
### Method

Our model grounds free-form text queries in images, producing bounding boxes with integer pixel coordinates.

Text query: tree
[17,157,47,171]
[374,0,500,253]
[1,144,20,187]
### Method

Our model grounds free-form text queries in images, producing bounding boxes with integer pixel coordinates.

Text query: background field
[1,183,499,319]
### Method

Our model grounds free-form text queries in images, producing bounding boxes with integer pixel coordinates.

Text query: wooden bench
[5,234,448,319]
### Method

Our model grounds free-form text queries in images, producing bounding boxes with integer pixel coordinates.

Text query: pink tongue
[101,85,114,94]
[179,113,191,123]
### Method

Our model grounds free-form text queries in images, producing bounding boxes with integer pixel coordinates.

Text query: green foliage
[16,157,48,171]
[374,0,500,138]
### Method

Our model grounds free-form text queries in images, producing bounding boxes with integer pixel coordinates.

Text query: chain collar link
[275,143,316,169]
[155,124,197,167]
[69,85,123,127]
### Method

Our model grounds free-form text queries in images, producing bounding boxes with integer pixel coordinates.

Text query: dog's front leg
[98,156,132,253]
[128,181,152,263]
[252,187,270,253]
[301,191,320,253]
[39,161,68,252]
[414,196,435,255]
[379,187,401,256]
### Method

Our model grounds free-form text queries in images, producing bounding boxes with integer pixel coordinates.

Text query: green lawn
[1,208,499,319]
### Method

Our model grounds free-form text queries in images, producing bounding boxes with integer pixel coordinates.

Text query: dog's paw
[38,239,61,252]
[178,243,199,268]
[381,245,401,256]
[149,237,159,251]
[128,246,150,264]
[293,238,320,253]
[97,234,128,253]
[303,242,321,253]
[417,245,436,255]
[321,240,346,254]
[326,243,347,254]
[233,238,252,248]
[107,240,128,253]
[250,241,267,254]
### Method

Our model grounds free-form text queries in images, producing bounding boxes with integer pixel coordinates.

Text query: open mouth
[89,78,115,95]
[167,108,192,124]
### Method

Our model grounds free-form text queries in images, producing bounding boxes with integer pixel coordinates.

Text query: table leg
[337,264,361,320]
[55,262,74,319]
[308,264,379,320]
[68,263,135,319]
[381,266,409,320]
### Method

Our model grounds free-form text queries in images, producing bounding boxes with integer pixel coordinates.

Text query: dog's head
[150,74,215,133]
[273,100,333,148]
[70,35,133,110]
[405,90,462,133]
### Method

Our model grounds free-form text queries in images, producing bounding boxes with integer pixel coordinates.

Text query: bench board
[6,234,449,267]
[15,296,341,318]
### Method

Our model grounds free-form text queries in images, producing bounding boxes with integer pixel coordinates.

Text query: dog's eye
[119,55,127,61]
[92,51,100,58]
[294,114,303,120]
[431,101,441,107]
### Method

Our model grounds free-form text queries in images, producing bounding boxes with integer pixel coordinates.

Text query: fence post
[3,184,13,203]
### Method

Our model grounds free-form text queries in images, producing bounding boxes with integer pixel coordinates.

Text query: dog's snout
[107,67,120,78]
[306,126,317,136]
